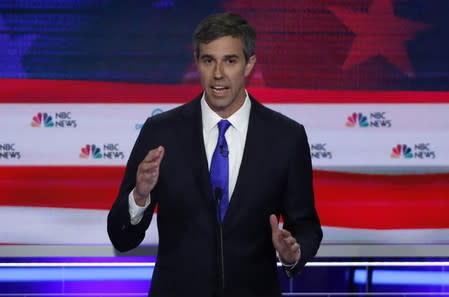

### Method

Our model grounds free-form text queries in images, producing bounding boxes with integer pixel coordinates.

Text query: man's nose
[213,62,224,79]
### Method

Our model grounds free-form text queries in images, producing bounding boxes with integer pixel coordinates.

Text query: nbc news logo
[311,143,333,159]
[0,143,21,159]
[80,144,125,160]
[346,112,392,128]
[31,112,77,128]
[391,143,436,159]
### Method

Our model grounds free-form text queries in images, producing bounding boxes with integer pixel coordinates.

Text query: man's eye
[227,59,236,64]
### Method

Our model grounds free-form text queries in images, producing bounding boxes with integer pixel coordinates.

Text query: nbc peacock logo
[345,112,369,128]
[31,112,77,128]
[79,144,102,159]
[346,112,391,128]
[391,144,414,159]
[79,143,125,160]
[31,112,54,128]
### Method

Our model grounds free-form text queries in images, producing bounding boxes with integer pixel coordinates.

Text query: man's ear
[244,55,256,77]
[194,52,198,64]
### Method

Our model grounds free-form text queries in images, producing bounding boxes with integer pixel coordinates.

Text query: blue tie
[210,119,231,222]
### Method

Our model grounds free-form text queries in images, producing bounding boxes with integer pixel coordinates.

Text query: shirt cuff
[128,189,151,225]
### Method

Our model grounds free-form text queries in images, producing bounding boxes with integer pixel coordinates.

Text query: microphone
[215,187,223,203]
[219,144,229,157]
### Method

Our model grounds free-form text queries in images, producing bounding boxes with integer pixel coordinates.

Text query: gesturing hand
[270,214,301,265]
[133,146,165,206]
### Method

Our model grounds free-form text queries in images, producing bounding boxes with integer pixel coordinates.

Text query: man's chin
[205,96,229,107]
[211,103,230,113]
[208,101,233,115]
[206,91,229,100]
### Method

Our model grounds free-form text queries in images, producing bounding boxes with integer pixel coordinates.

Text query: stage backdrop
[1,0,448,256]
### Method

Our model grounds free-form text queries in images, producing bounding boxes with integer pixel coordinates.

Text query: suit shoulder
[147,103,186,123]
[140,97,199,130]
[253,100,305,132]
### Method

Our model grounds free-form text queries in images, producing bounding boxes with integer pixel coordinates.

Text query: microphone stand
[215,187,225,290]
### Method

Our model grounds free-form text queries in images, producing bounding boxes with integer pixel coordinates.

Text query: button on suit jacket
[107,94,323,297]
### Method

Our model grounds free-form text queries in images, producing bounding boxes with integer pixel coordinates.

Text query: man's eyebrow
[199,54,214,60]
[223,54,239,59]
[199,54,240,60]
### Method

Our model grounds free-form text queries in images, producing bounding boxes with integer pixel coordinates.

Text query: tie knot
[217,119,231,137]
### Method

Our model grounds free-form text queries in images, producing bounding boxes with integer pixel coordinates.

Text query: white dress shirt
[128,92,251,225]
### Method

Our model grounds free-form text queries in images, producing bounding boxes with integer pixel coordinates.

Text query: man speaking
[108,12,322,297]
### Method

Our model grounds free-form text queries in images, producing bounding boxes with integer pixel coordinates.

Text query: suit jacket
[107,94,322,297]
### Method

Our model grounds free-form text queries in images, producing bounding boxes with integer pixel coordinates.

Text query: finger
[283,242,299,256]
[151,146,164,163]
[143,148,158,163]
[157,146,165,163]
[283,236,297,246]
[137,165,158,180]
[291,242,300,253]
[143,146,165,163]
[290,246,300,261]
[269,214,280,235]
[139,160,160,172]
[139,167,159,179]
[280,229,292,238]
[140,148,165,174]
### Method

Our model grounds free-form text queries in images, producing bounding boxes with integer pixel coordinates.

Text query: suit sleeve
[107,118,158,252]
[281,124,323,277]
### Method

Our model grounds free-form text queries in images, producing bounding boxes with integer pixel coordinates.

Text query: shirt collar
[201,91,251,134]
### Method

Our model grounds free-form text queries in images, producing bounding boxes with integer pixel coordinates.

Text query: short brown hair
[193,12,256,62]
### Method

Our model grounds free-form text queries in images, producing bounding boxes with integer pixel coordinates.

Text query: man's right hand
[133,146,165,206]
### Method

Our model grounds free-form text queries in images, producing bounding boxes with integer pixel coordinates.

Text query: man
[108,12,322,297]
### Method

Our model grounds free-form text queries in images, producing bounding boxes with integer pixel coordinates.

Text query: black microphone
[219,144,229,157]
[215,187,223,203]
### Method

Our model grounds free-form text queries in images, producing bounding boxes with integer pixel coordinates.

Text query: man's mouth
[211,86,229,96]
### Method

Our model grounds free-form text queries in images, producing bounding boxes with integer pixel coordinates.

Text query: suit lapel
[180,96,214,211]
[225,98,265,223]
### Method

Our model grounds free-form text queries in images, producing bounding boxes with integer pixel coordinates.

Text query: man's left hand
[270,214,301,265]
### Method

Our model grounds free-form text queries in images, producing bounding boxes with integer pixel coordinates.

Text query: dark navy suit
[107,94,322,297]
